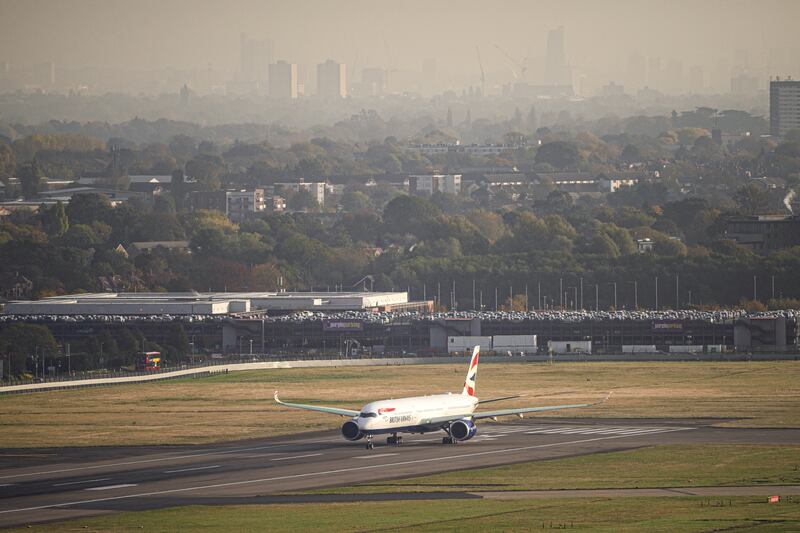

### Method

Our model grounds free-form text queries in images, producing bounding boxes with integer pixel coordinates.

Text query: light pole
[472,279,476,310]
[606,282,617,310]
[594,284,599,311]
[655,276,658,310]
[537,281,541,311]
[628,281,638,310]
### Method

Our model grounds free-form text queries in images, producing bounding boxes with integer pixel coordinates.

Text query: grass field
[10,496,800,532]
[1,361,799,448]
[305,444,800,494]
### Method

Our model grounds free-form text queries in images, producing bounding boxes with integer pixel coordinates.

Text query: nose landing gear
[365,436,374,450]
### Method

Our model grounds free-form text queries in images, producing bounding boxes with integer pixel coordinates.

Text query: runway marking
[524,426,693,437]
[0,484,14,488]
[355,453,398,459]
[164,465,221,474]
[0,427,693,516]
[84,484,137,491]
[270,453,323,462]
[52,478,111,487]
[0,437,341,481]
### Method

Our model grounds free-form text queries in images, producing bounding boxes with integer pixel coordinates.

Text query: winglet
[597,390,613,405]
[274,390,282,404]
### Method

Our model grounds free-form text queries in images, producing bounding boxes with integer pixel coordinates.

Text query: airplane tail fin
[462,346,480,396]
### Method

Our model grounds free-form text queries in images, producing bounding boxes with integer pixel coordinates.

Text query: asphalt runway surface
[0,417,798,528]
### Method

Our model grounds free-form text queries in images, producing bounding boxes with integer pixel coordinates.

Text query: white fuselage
[356,392,479,434]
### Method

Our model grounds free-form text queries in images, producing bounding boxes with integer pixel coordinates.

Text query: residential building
[189,190,227,212]
[598,175,639,192]
[226,189,266,222]
[636,238,654,253]
[274,181,326,206]
[317,60,347,98]
[269,61,298,99]
[545,26,570,87]
[409,174,462,195]
[770,78,800,137]
[266,195,286,212]
[240,33,273,87]
[189,189,266,221]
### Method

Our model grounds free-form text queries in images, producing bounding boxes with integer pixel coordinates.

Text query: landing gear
[387,434,403,445]
[365,436,374,450]
[442,426,457,444]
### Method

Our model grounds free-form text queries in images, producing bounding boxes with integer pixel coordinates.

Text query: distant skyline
[1,0,799,95]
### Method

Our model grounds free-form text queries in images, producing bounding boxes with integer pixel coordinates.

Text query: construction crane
[494,44,527,80]
[475,45,486,97]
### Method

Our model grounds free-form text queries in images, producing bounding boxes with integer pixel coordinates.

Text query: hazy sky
[1,0,799,86]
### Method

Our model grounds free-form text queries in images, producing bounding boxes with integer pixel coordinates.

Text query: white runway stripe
[53,478,111,487]
[164,465,221,474]
[525,426,693,436]
[85,484,137,491]
[270,453,323,462]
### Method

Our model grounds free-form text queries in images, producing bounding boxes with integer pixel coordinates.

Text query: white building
[409,174,462,195]
[269,61,298,99]
[317,60,347,98]
[598,176,639,192]
[226,189,266,221]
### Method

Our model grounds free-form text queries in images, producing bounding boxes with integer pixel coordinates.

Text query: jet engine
[449,419,477,441]
[341,420,365,441]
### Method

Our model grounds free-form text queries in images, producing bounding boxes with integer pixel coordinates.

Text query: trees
[19,159,43,199]
[733,183,772,215]
[0,142,15,184]
[185,154,225,191]
[41,201,69,237]
[534,141,581,169]
[287,189,320,211]
[164,322,190,361]
[341,191,373,212]
[0,323,57,378]
[383,195,441,236]
[66,193,114,225]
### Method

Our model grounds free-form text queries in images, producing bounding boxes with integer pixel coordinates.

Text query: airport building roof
[3,291,410,316]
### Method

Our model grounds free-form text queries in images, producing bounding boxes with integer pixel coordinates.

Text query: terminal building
[3,291,424,316]
[2,293,797,356]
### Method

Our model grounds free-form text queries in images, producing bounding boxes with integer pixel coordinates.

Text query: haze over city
[1,0,799,97]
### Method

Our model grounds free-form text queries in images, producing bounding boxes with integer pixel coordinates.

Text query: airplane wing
[473,392,613,420]
[478,394,524,405]
[274,391,360,418]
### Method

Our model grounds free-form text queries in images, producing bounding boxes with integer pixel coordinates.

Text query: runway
[0,418,798,528]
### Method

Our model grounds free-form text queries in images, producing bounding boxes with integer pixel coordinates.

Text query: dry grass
[1,361,799,448]
[10,497,800,533]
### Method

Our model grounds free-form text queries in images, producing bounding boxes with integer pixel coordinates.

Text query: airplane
[274,346,611,450]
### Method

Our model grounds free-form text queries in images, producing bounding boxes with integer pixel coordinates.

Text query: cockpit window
[359,412,377,418]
